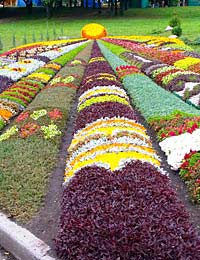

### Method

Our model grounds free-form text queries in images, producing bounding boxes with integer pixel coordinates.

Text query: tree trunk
[74,0,77,7]
[27,0,32,14]
[80,0,84,7]
[128,0,132,8]
[23,0,32,14]
[125,0,128,10]
[120,0,123,15]
[114,0,117,15]
[46,5,51,18]
[69,0,72,7]
[85,0,88,8]
[98,0,101,13]
[110,0,114,13]
[93,0,95,8]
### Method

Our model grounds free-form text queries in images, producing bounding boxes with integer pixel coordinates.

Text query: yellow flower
[174,57,200,70]
[64,151,160,182]
[89,57,106,63]
[28,72,51,83]
[78,95,130,112]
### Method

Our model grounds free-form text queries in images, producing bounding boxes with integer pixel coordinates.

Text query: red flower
[20,122,40,138]
[187,128,193,134]
[48,108,63,120]
[16,111,29,123]
[169,131,176,137]
[181,161,189,169]
[161,133,166,139]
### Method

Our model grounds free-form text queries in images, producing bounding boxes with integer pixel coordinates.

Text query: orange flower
[0,109,13,120]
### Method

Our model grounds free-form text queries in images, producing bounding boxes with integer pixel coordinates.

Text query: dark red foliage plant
[55,161,200,260]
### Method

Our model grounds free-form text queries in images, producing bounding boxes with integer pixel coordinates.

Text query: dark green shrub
[172,26,182,37]
[169,16,181,27]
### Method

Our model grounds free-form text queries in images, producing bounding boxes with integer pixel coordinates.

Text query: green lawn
[0,6,200,53]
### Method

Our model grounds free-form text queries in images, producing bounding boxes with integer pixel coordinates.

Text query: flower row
[105,38,200,73]
[0,40,86,93]
[0,42,93,221]
[0,42,87,131]
[99,41,200,203]
[55,41,200,259]
[0,38,86,61]
[121,51,200,108]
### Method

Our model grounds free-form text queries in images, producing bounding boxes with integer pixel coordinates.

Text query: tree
[120,0,123,15]
[109,0,114,14]
[98,0,101,13]
[93,0,95,8]
[114,0,118,15]
[85,0,88,7]
[22,0,33,14]
[42,0,56,18]
[125,0,128,10]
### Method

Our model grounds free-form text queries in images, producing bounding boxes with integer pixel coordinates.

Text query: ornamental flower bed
[0,43,92,221]
[0,40,86,94]
[0,38,86,60]
[0,41,87,131]
[98,41,200,203]
[55,42,200,259]
[121,51,200,108]
[105,38,200,73]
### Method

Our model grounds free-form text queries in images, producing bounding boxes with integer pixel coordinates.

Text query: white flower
[159,129,200,170]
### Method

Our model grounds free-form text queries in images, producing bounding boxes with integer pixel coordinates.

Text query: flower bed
[104,38,200,73]
[102,40,200,109]
[0,41,87,131]
[0,43,92,221]
[0,38,86,61]
[0,40,86,95]
[123,52,200,108]
[98,41,200,203]
[55,42,200,259]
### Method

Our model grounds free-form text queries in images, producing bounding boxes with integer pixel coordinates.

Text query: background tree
[85,0,88,7]
[93,0,95,8]
[98,0,101,13]
[42,0,56,18]
[120,0,123,15]
[114,0,117,15]
[22,0,33,14]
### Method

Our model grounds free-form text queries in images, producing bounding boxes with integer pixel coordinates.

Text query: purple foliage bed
[55,42,200,259]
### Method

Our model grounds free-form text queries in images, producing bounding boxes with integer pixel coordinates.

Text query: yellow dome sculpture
[81,23,107,39]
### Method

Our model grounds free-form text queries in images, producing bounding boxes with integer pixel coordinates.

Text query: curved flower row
[98,41,200,203]
[107,35,186,49]
[0,43,92,221]
[55,42,200,259]
[0,42,87,131]
[0,39,86,93]
[104,38,200,73]
[121,51,200,108]
[64,43,160,182]
[0,38,86,61]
